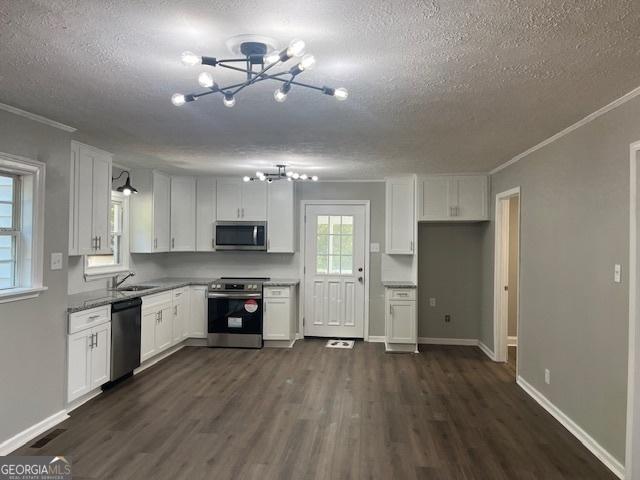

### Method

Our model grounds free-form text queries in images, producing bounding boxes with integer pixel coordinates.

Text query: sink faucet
[112,272,135,289]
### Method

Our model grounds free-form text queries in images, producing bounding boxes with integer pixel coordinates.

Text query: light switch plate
[50,252,63,271]
[429,298,436,307]
[614,264,622,283]
[370,243,380,253]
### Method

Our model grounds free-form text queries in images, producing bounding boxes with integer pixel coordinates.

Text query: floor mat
[326,339,355,349]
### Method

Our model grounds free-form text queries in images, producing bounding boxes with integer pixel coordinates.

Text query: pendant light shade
[114,171,138,196]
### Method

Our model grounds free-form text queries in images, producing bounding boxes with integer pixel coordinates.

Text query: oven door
[207,292,263,348]
[215,222,267,251]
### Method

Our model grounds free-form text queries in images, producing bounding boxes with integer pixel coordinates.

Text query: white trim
[0,410,69,456]
[367,335,386,343]
[493,187,521,363]
[490,84,640,175]
[627,140,640,478]
[298,200,371,341]
[0,102,76,132]
[508,336,518,347]
[418,337,479,346]
[0,286,48,304]
[478,341,496,361]
[517,376,624,479]
[314,179,385,183]
[65,388,102,413]
[134,344,185,375]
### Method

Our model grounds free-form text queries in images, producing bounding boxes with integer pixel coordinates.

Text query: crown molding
[490,84,640,175]
[0,102,76,133]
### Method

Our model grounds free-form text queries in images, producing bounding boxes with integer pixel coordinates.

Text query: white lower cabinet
[172,287,189,344]
[189,286,207,338]
[141,292,173,362]
[263,286,297,346]
[67,306,112,403]
[385,288,417,352]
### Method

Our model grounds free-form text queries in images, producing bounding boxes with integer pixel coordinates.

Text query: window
[316,215,353,275]
[85,191,129,276]
[0,173,19,289]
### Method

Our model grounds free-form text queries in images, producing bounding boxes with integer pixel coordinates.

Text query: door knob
[358,276,363,283]
[358,267,363,272]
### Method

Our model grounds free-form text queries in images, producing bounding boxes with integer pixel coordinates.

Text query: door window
[316,215,353,275]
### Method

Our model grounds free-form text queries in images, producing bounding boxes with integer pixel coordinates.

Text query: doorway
[493,187,521,369]
[301,202,370,339]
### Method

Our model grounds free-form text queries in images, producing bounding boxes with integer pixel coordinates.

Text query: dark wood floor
[15,341,615,479]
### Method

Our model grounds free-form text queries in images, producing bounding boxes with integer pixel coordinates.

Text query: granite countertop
[67,277,300,313]
[382,281,417,288]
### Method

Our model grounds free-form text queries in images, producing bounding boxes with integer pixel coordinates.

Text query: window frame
[83,191,130,278]
[0,172,21,289]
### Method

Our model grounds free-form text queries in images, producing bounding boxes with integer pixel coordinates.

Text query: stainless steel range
[207,277,270,348]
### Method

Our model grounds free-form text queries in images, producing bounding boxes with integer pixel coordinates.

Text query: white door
[264,298,290,340]
[387,300,416,344]
[140,309,157,362]
[267,181,294,252]
[241,181,267,221]
[170,176,196,251]
[304,204,366,338]
[67,330,92,401]
[90,323,111,388]
[216,178,242,221]
[153,171,171,252]
[91,153,112,254]
[196,177,216,251]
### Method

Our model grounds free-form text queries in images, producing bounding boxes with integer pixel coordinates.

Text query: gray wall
[417,223,483,339]
[508,196,519,337]
[0,110,71,442]
[480,96,640,463]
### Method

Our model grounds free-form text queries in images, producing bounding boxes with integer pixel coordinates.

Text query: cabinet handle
[171,238,175,249]
[98,236,102,250]
[88,315,100,320]
[154,238,158,249]
[410,240,413,252]
[242,208,245,218]
[174,305,178,315]
[237,208,240,218]
[212,238,215,249]
[95,333,98,348]
[389,305,393,316]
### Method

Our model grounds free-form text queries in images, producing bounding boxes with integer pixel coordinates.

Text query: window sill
[0,286,48,304]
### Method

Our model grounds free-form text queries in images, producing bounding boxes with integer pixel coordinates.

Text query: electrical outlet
[444,314,451,323]
[544,369,551,385]
[429,298,436,307]
[50,252,63,271]
[614,264,622,283]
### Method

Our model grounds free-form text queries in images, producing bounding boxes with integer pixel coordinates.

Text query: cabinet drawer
[388,289,416,301]
[264,287,290,299]
[172,287,188,300]
[69,305,110,334]
[143,291,172,308]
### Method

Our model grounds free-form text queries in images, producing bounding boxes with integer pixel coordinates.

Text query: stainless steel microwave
[215,222,267,251]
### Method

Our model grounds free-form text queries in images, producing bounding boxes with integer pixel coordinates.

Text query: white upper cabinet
[385,176,415,255]
[216,178,267,221]
[418,175,489,222]
[69,141,113,255]
[130,169,171,253]
[196,177,216,251]
[267,181,295,253]
[170,176,196,251]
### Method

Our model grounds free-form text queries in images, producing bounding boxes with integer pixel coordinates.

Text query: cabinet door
[189,286,207,338]
[263,298,291,340]
[68,143,80,255]
[90,323,111,388]
[385,176,414,254]
[76,146,96,255]
[387,300,416,344]
[153,171,171,252]
[141,309,157,362]
[170,176,196,251]
[67,330,92,402]
[216,178,242,221]
[267,181,294,252]
[92,153,113,254]
[196,177,216,251]
[455,176,489,220]
[418,176,450,221]
[241,181,267,221]
[172,290,188,343]
[155,305,173,352]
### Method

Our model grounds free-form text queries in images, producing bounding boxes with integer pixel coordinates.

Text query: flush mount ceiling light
[243,164,318,183]
[171,37,349,108]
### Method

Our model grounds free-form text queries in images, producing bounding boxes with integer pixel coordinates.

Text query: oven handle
[208,292,263,299]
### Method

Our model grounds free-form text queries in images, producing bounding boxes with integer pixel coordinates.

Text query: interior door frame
[493,186,521,366]
[627,140,640,478]
[299,200,371,341]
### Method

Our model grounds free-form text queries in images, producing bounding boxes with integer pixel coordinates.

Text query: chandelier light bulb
[181,51,202,66]
[243,176,251,182]
[334,87,348,101]
[259,175,266,181]
[287,177,292,182]
[312,175,319,181]
[223,94,236,108]
[300,174,308,180]
[286,171,293,177]
[171,93,186,106]
[292,172,300,179]
[264,51,281,65]
[299,54,316,71]
[256,171,264,177]
[287,39,306,58]
[198,72,215,88]
[274,88,288,103]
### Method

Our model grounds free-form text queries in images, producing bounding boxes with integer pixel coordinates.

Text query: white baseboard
[367,336,386,343]
[508,336,518,347]
[418,337,479,346]
[66,388,102,413]
[0,410,69,456]
[478,341,496,360]
[516,376,624,479]
[134,344,185,375]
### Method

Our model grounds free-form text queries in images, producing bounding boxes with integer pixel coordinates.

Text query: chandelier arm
[230,59,281,96]
[216,58,253,63]
[265,75,328,92]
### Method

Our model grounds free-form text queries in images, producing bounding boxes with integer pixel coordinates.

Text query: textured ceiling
[1,1,640,178]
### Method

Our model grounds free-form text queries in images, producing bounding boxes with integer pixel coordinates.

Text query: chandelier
[171,38,348,108]
[243,165,318,183]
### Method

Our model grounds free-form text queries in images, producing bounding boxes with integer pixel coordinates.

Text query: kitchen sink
[116,285,158,292]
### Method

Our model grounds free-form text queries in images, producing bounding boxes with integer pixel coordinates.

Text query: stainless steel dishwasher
[110,297,142,381]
